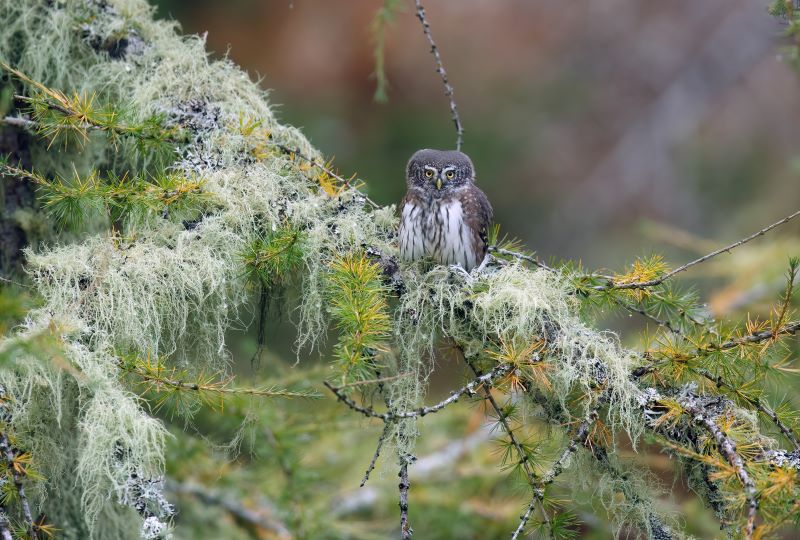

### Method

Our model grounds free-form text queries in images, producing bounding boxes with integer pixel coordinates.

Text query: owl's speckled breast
[399,195,481,270]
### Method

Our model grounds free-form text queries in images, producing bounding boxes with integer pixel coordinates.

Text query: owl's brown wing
[461,184,493,263]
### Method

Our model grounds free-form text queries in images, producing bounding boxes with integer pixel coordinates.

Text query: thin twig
[709,320,800,351]
[361,423,392,487]
[489,247,557,272]
[399,453,414,540]
[594,209,800,291]
[463,357,552,536]
[271,142,380,209]
[413,0,464,150]
[338,372,411,389]
[540,403,602,486]
[1,116,37,130]
[325,363,511,421]
[511,498,539,540]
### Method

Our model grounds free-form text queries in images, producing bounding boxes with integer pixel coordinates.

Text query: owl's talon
[474,253,491,274]
[448,264,471,280]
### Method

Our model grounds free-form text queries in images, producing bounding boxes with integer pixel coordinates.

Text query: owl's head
[406,149,475,194]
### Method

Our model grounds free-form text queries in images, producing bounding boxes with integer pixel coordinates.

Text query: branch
[324,363,512,421]
[680,399,758,539]
[594,209,800,291]
[696,367,800,451]
[463,357,552,536]
[0,512,11,540]
[540,402,602,487]
[708,320,800,351]
[413,0,464,150]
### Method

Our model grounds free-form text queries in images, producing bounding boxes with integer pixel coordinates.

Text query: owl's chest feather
[400,198,477,269]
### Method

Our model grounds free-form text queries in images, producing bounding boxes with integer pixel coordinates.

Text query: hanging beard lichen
[2,1,797,539]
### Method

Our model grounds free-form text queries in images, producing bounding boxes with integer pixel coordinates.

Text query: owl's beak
[435,177,443,190]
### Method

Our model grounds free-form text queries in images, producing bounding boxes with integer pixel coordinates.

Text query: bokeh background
[143,1,800,538]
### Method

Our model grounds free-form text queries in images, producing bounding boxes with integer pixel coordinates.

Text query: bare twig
[489,247,557,273]
[361,423,392,487]
[594,209,800,291]
[324,363,511,421]
[511,497,539,540]
[338,372,411,389]
[412,0,464,150]
[398,453,414,540]
[1,116,37,130]
[463,357,552,536]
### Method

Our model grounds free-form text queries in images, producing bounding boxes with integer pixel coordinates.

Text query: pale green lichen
[389,264,645,456]
[0,0,393,536]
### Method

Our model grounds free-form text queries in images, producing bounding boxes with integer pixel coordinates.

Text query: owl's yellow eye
[445,170,455,180]
[424,170,434,178]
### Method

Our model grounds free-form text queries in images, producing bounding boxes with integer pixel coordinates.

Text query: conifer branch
[122,355,319,403]
[1,62,183,148]
[540,401,603,487]
[325,363,512,421]
[696,367,800,451]
[594,209,800,291]
[680,398,758,539]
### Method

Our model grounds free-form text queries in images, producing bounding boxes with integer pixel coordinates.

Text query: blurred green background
[140,2,800,538]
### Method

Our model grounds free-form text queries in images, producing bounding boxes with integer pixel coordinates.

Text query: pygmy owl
[399,149,493,271]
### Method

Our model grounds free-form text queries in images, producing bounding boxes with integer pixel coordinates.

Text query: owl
[399,149,493,271]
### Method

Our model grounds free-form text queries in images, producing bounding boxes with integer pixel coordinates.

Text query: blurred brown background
[154,0,800,271]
